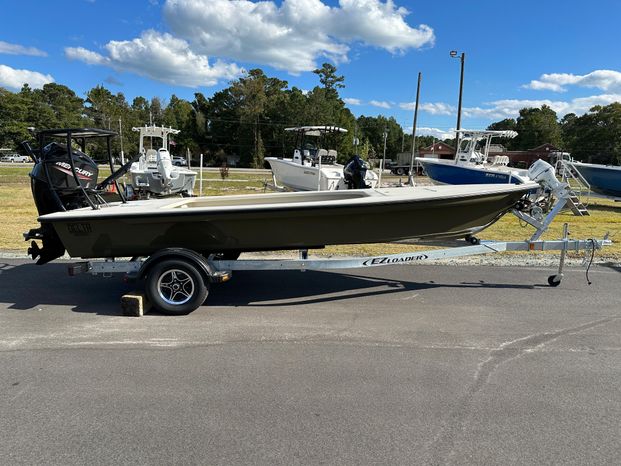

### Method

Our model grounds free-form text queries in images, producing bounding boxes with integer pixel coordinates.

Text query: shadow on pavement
[205,270,539,307]
[0,261,541,314]
[0,261,130,315]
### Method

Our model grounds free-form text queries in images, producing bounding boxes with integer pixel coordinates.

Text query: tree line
[1,64,620,166]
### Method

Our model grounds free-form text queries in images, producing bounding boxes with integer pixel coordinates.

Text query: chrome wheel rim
[157,269,195,305]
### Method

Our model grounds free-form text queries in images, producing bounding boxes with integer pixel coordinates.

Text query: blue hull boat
[419,158,526,185]
[570,161,621,198]
[416,130,530,186]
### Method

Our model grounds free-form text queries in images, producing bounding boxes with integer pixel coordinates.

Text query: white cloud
[462,94,621,120]
[0,41,47,57]
[416,127,455,140]
[163,0,434,73]
[343,97,362,105]
[419,102,454,115]
[65,47,107,65]
[65,30,241,87]
[369,100,391,109]
[0,64,54,90]
[399,101,455,115]
[525,70,621,93]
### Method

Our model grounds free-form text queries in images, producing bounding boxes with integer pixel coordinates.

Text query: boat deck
[40,184,538,221]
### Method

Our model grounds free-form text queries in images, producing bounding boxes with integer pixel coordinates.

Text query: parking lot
[0,259,619,464]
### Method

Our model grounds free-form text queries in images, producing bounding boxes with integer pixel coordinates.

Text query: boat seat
[492,155,509,166]
[146,149,158,163]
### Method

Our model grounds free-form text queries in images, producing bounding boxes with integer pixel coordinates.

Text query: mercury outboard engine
[343,155,371,189]
[24,142,99,264]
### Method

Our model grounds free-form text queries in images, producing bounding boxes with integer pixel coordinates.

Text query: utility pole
[450,51,465,147]
[409,72,422,185]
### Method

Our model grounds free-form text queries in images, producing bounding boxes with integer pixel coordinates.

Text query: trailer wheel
[146,259,208,315]
[396,167,405,176]
[547,275,562,287]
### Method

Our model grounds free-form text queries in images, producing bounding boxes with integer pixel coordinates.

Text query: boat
[40,184,534,259]
[567,161,621,198]
[129,125,196,197]
[21,126,540,264]
[416,130,530,185]
[265,126,378,191]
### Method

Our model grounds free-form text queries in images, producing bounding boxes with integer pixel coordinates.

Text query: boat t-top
[416,130,530,185]
[266,126,379,191]
[129,125,196,198]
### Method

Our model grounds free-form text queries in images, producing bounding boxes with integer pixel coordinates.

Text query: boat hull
[569,161,621,198]
[40,185,534,259]
[130,168,197,195]
[417,158,525,185]
[266,157,378,191]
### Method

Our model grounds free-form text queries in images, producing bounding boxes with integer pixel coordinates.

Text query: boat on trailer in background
[416,130,530,185]
[265,126,378,191]
[566,160,621,199]
[128,125,196,198]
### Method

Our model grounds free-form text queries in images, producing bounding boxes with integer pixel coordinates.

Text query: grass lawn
[1,165,619,258]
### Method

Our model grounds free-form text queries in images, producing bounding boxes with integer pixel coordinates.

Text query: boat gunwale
[415,156,530,177]
[569,160,621,171]
[39,184,535,223]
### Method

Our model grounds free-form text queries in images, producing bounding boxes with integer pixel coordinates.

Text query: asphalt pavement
[0,259,620,465]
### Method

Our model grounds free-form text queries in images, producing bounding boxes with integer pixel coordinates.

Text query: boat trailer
[68,222,610,316]
[66,160,612,315]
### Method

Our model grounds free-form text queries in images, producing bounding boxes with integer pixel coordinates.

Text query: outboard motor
[24,142,99,264]
[343,155,371,189]
[156,148,176,189]
[528,159,561,191]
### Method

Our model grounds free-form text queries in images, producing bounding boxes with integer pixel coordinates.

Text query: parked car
[0,154,30,163]
[172,156,188,167]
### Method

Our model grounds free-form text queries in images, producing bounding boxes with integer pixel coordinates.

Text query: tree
[356,115,404,161]
[228,69,289,167]
[84,85,131,158]
[38,83,85,128]
[163,95,196,156]
[561,103,621,164]
[513,105,562,149]
[313,63,345,94]
[0,87,30,147]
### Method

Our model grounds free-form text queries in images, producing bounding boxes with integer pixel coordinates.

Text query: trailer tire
[396,167,405,176]
[145,258,208,315]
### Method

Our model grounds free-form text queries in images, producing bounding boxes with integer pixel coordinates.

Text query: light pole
[118,118,124,165]
[450,50,465,146]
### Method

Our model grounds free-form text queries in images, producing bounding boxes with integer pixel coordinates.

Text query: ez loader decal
[362,254,429,266]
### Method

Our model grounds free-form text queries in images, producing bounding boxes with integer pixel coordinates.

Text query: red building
[418,142,456,160]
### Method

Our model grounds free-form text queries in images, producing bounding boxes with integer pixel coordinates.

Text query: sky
[2,0,621,139]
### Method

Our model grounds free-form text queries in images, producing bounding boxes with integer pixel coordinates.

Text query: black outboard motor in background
[23,141,100,264]
[343,155,372,189]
